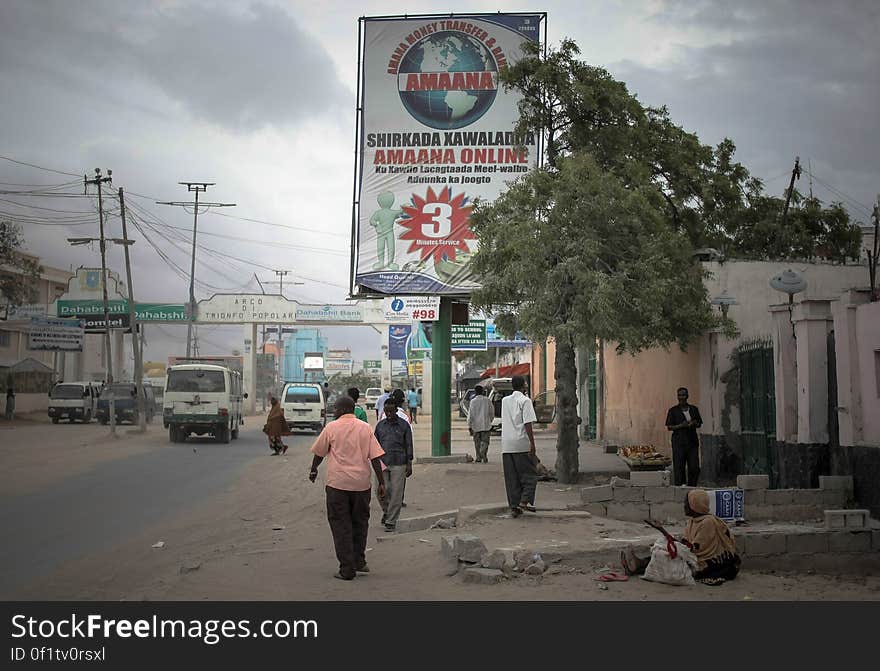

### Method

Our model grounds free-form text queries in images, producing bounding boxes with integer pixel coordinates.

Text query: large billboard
[353,14,544,295]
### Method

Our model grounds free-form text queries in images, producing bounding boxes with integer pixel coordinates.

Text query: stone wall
[580,472,852,524]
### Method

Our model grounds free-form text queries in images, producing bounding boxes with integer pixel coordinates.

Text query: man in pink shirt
[309,396,386,580]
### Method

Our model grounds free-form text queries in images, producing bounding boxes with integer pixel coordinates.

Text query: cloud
[0,1,350,132]
[608,0,880,212]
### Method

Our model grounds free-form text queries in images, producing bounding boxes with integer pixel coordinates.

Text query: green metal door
[739,341,776,475]
[586,349,597,440]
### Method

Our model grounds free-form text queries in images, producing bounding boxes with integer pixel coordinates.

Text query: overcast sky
[2,0,878,364]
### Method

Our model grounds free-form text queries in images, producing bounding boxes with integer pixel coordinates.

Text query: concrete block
[629,470,669,487]
[818,475,853,492]
[749,504,820,522]
[672,486,697,502]
[610,476,630,488]
[744,532,787,556]
[481,548,517,570]
[580,485,613,503]
[845,510,870,529]
[736,474,770,490]
[825,510,847,530]
[583,503,608,517]
[440,536,456,559]
[461,568,506,584]
[397,510,460,533]
[606,502,651,522]
[454,535,488,563]
[644,486,675,503]
[514,550,543,571]
[786,532,829,554]
[612,487,645,502]
[457,503,509,525]
[745,504,775,520]
[791,489,825,506]
[744,489,765,505]
[829,531,872,553]
[822,490,847,507]
[764,489,794,505]
[650,502,684,523]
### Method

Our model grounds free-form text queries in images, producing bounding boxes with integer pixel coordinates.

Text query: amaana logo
[396,30,498,130]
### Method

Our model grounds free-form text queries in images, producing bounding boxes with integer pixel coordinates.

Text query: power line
[0,154,81,177]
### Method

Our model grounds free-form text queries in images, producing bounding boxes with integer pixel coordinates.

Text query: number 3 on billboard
[421,203,452,238]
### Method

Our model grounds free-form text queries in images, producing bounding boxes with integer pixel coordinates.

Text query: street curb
[415,455,472,464]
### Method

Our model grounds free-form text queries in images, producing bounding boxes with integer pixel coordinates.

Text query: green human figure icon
[369,191,402,271]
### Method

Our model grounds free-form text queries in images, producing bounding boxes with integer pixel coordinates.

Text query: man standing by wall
[665,387,703,486]
[374,398,413,532]
[309,396,386,580]
[501,375,538,517]
[468,385,493,463]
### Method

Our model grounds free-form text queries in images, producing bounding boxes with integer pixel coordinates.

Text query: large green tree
[471,39,859,482]
[469,40,740,482]
[0,222,42,312]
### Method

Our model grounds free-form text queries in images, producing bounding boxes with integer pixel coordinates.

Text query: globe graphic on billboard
[398,31,498,130]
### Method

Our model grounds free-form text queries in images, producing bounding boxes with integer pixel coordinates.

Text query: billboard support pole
[431,298,452,456]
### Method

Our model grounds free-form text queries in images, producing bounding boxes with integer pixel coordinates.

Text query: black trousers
[325,486,371,578]
[672,441,700,486]
[502,452,538,509]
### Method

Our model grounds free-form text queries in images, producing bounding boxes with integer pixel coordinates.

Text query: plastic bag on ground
[641,539,698,586]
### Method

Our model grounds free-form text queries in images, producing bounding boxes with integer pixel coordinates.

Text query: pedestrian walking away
[467,385,493,463]
[375,387,391,421]
[263,397,290,455]
[665,387,703,486]
[374,398,414,532]
[500,375,538,517]
[5,387,14,421]
[407,387,419,423]
[347,387,369,422]
[309,396,385,580]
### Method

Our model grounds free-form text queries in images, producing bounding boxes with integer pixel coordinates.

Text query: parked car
[96,382,156,425]
[163,364,247,444]
[47,381,101,424]
[484,378,514,433]
[364,387,382,410]
[280,382,326,434]
[459,388,477,418]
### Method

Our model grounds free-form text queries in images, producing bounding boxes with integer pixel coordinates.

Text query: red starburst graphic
[399,187,474,263]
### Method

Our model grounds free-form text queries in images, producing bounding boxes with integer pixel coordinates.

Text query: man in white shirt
[375,387,391,421]
[467,385,494,463]
[500,375,538,517]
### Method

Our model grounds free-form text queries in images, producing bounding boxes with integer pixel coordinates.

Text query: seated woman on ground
[621,488,741,585]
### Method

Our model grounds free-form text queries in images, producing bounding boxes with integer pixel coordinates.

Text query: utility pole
[782,156,802,224]
[118,188,145,431]
[85,169,117,437]
[157,183,235,359]
[257,271,302,387]
[868,196,880,302]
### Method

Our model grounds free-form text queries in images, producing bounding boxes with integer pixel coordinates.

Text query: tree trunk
[554,336,580,483]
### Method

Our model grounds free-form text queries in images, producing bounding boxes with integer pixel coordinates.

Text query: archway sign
[193,294,398,414]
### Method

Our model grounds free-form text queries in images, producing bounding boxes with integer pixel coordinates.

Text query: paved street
[0,417,315,597]
[2,414,879,601]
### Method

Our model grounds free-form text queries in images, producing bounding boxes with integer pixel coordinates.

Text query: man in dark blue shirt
[665,387,703,486]
[374,398,413,532]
